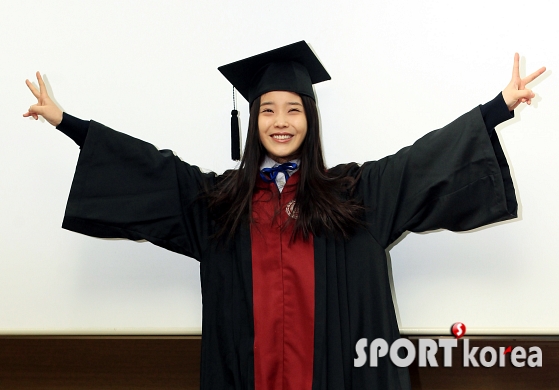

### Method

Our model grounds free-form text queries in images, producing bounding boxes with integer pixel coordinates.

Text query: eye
[260,108,273,113]
[289,108,301,113]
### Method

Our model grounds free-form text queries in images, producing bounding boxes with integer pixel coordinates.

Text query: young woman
[24,42,545,390]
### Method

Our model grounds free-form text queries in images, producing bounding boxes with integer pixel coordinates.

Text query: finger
[23,112,39,120]
[37,72,49,99]
[511,53,520,79]
[514,89,535,106]
[28,104,45,116]
[517,88,535,99]
[523,66,547,85]
[25,79,40,99]
[36,71,48,97]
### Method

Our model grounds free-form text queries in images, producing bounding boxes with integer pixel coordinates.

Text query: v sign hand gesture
[502,54,546,111]
[23,72,63,127]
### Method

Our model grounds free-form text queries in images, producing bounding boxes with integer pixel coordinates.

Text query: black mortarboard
[218,41,331,160]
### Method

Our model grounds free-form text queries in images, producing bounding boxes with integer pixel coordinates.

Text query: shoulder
[327,162,363,178]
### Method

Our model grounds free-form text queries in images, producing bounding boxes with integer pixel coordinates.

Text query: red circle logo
[451,322,466,339]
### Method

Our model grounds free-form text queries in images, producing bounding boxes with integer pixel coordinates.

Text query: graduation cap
[218,41,331,160]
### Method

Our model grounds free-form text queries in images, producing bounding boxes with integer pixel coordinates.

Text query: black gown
[60,101,517,389]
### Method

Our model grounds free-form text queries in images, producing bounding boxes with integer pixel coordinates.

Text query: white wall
[1,0,557,335]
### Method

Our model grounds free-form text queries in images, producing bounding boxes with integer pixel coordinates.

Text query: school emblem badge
[285,199,299,219]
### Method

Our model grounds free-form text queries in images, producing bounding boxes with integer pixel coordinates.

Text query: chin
[269,152,299,163]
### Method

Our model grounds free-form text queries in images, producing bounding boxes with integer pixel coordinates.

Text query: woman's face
[258,91,307,163]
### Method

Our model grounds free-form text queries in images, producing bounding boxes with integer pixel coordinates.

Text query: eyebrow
[260,101,303,106]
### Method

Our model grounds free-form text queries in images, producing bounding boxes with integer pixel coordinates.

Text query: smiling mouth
[272,134,293,140]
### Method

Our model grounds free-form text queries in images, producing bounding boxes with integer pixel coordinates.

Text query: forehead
[259,91,303,104]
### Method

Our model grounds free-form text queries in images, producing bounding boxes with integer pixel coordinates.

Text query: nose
[274,115,288,128]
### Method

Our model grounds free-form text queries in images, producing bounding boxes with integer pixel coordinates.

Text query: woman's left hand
[502,53,546,111]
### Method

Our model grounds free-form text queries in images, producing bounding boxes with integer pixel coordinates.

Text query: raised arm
[23,71,63,126]
[358,53,547,247]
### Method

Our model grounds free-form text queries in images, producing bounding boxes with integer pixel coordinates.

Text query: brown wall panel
[0,336,557,389]
[0,336,201,389]
[408,337,559,390]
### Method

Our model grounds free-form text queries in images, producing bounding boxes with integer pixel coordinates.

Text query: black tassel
[231,109,240,161]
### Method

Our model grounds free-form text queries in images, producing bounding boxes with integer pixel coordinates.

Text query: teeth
[273,134,292,140]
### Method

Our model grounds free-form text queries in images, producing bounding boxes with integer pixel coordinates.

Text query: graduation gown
[62,106,517,389]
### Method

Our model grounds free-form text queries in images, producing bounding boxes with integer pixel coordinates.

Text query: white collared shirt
[260,155,300,193]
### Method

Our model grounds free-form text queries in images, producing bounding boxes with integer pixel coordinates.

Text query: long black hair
[207,94,363,240]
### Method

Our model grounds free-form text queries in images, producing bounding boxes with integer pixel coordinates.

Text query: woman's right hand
[23,72,63,127]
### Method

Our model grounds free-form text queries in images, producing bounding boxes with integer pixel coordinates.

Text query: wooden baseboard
[408,337,559,390]
[0,336,201,389]
[1,336,557,389]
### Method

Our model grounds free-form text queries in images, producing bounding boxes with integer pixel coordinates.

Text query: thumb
[28,104,46,115]
[514,88,535,100]
[504,87,535,109]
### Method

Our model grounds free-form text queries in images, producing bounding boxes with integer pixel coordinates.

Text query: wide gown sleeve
[358,106,517,248]
[62,121,216,261]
